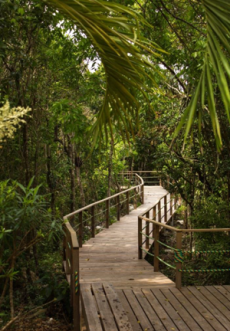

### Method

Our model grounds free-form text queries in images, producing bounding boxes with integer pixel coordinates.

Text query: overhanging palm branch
[46,0,163,142]
[175,0,230,150]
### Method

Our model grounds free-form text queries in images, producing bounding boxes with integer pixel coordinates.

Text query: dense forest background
[1,0,230,329]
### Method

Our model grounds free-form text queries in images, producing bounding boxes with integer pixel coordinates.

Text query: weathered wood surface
[82,284,230,331]
[80,186,230,330]
[81,283,133,331]
[80,186,174,288]
[116,286,230,331]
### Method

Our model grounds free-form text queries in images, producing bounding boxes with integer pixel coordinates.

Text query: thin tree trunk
[69,144,76,212]
[10,258,15,319]
[23,124,29,185]
[0,278,9,308]
[76,166,85,207]
[46,145,55,215]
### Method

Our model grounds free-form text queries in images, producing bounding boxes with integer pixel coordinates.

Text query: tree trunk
[76,166,85,207]
[23,124,29,185]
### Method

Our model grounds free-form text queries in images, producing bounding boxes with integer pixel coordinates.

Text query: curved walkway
[80,185,174,289]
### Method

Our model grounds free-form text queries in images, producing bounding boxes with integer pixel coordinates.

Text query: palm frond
[46,0,163,142]
[175,0,230,150]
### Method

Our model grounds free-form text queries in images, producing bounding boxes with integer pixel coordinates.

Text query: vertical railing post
[138,216,143,259]
[63,226,67,264]
[126,191,129,215]
[176,231,182,289]
[164,195,167,224]
[71,245,80,331]
[79,212,83,247]
[146,211,150,250]
[158,200,161,223]
[106,200,109,228]
[153,206,156,234]
[117,195,120,220]
[91,205,95,238]
[141,184,144,204]
[154,224,159,272]
[65,232,71,275]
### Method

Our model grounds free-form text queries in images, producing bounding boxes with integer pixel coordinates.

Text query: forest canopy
[1,0,230,329]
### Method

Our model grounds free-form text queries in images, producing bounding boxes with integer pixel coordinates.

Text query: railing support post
[154,224,159,272]
[176,231,182,289]
[141,184,144,204]
[106,200,109,228]
[146,211,150,250]
[138,216,142,259]
[158,200,161,223]
[164,195,167,224]
[71,246,80,331]
[91,205,95,238]
[117,195,120,220]
[78,212,83,247]
[126,191,129,215]
[63,226,67,265]
[153,206,156,234]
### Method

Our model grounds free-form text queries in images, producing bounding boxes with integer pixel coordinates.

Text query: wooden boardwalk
[81,284,230,331]
[80,186,174,288]
[79,186,230,330]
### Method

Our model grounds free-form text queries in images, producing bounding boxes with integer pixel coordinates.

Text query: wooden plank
[215,286,230,300]
[187,286,230,330]
[170,287,215,331]
[92,283,118,331]
[132,288,166,331]
[142,288,179,331]
[103,284,133,331]
[117,290,142,331]
[124,289,153,331]
[224,285,230,293]
[198,286,230,320]
[161,288,202,331]
[152,288,190,331]
[206,286,230,310]
[180,288,225,331]
[81,284,103,331]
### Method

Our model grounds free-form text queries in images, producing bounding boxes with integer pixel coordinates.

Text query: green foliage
[48,0,164,143]
[0,101,31,144]
[0,178,64,319]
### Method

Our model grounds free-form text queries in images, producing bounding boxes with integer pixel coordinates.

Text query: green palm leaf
[46,0,163,142]
[175,0,230,150]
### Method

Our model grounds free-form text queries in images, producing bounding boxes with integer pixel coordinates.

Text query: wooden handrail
[138,184,230,289]
[63,172,145,330]
[63,171,165,330]
[140,217,230,232]
[63,173,144,220]
[63,222,79,331]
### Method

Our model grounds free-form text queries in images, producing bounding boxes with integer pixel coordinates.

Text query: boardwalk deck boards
[79,186,230,330]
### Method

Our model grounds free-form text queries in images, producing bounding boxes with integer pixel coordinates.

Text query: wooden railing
[62,173,144,330]
[63,222,80,331]
[138,192,178,259]
[139,210,230,289]
[63,173,144,247]
[121,170,161,186]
